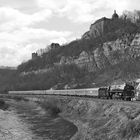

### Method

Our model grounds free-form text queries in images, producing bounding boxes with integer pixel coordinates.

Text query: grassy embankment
[37,97,140,140]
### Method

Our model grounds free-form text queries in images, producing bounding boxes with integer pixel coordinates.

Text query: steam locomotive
[98,83,135,101]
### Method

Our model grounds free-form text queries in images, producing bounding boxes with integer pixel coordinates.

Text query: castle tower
[112,10,119,20]
[32,52,38,60]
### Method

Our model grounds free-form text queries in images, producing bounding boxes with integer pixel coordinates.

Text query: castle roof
[92,17,110,25]
[91,11,119,26]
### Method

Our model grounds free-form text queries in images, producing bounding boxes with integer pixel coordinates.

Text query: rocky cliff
[94,33,140,68]
[92,33,136,69]
[63,33,140,72]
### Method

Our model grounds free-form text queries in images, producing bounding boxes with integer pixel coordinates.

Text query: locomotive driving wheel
[112,93,116,99]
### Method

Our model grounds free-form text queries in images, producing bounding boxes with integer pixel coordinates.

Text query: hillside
[7,11,140,91]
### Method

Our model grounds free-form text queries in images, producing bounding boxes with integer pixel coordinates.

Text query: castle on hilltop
[82,10,119,39]
[31,43,60,60]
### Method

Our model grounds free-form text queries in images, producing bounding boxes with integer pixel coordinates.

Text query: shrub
[119,120,140,139]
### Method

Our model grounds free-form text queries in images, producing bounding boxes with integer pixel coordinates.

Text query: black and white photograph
[0,0,140,139]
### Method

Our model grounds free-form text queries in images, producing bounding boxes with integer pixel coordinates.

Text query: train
[6,81,138,101]
[7,83,137,101]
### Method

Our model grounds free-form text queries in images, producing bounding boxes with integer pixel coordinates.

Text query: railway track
[1,93,140,106]
[46,94,140,106]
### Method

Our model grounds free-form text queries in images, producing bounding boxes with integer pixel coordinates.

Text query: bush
[37,99,61,116]
[119,120,140,139]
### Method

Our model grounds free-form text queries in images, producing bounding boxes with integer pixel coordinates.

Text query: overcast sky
[0,0,140,66]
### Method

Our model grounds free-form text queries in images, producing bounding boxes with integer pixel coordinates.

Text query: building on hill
[32,52,38,60]
[32,43,60,59]
[89,17,111,38]
[50,43,60,49]
[82,10,119,39]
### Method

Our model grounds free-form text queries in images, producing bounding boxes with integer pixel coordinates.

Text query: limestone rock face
[101,34,135,65]
[129,33,140,58]
[74,51,98,72]
[59,51,98,72]
[93,47,110,69]
[131,33,140,46]
[82,11,120,39]
[60,56,74,65]
[60,33,140,72]
[102,40,126,65]
[82,33,139,70]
